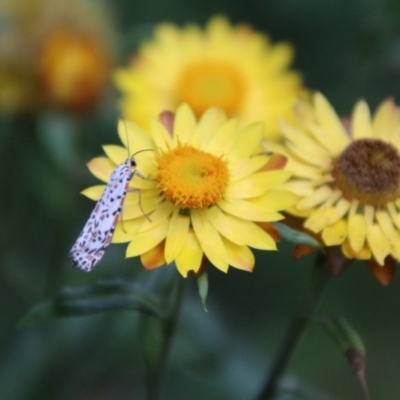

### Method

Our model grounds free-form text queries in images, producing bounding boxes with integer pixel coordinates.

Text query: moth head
[130,158,137,168]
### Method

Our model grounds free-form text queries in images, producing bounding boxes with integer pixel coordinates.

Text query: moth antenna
[124,119,130,158]
[131,148,155,158]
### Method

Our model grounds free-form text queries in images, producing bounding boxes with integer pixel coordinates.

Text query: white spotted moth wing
[69,157,136,271]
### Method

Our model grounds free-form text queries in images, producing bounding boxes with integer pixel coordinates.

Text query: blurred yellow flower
[269,92,400,284]
[0,0,113,114]
[83,104,297,276]
[115,16,304,141]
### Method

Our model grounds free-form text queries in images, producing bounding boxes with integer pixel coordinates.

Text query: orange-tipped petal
[256,222,281,242]
[141,241,166,269]
[366,257,396,286]
[262,153,288,171]
[293,244,318,259]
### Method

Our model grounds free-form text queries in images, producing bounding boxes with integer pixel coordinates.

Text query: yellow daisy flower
[114,16,304,141]
[268,92,400,284]
[83,104,297,277]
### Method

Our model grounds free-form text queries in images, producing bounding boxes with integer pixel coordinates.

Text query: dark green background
[1,0,400,399]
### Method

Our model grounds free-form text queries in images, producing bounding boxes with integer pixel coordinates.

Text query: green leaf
[197,270,208,312]
[319,315,370,400]
[320,315,365,354]
[274,222,322,248]
[19,279,166,327]
[139,316,168,394]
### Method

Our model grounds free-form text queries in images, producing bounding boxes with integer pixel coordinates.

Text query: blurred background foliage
[1,0,400,399]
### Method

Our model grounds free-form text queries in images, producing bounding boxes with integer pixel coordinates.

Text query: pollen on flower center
[156,144,229,209]
[332,139,400,206]
[175,61,246,118]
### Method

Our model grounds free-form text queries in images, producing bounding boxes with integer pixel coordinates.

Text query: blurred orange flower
[0,0,114,114]
[38,28,110,111]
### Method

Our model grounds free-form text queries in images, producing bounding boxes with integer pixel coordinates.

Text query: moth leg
[134,169,156,181]
[127,187,152,222]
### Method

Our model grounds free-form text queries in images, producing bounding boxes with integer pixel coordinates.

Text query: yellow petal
[285,154,323,179]
[137,200,174,232]
[263,140,290,157]
[351,100,373,140]
[279,180,314,197]
[278,118,331,167]
[164,210,190,263]
[173,103,197,145]
[191,209,228,272]
[206,117,239,156]
[321,219,347,245]
[132,151,157,179]
[195,107,227,148]
[175,229,203,277]
[230,156,269,182]
[102,145,130,165]
[226,170,292,199]
[391,244,400,259]
[355,245,372,260]
[304,207,333,233]
[128,172,158,190]
[123,188,160,205]
[256,190,299,212]
[221,237,254,272]
[347,213,367,253]
[150,119,174,152]
[372,98,399,140]
[81,185,106,201]
[342,239,371,260]
[112,218,144,243]
[207,15,231,38]
[268,41,295,69]
[118,119,154,152]
[114,69,136,92]
[207,206,277,249]
[121,194,158,220]
[126,218,169,257]
[228,122,265,163]
[326,198,350,225]
[387,203,400,230]
[366,223,391,265]
[297,185,333,210]
[218,198,284,222]
[87,157,116,183]
[376,210,400,252]
[313,92,350,155]
[365,204,375,226]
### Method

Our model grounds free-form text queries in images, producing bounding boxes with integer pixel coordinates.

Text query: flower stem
[146,273,186,400]
[257,253,331,400]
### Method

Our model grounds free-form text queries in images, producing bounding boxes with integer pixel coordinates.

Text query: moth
[69,145,151,271]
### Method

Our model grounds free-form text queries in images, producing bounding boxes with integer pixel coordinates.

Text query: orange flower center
[156,144,229,209]
[332,139,400,206]
[175,60,246,118]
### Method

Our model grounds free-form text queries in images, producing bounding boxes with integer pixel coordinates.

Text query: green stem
[146,273,186,400]
[257,252,331,400]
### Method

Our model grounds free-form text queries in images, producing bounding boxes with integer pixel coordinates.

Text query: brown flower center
[332,139,400,206]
